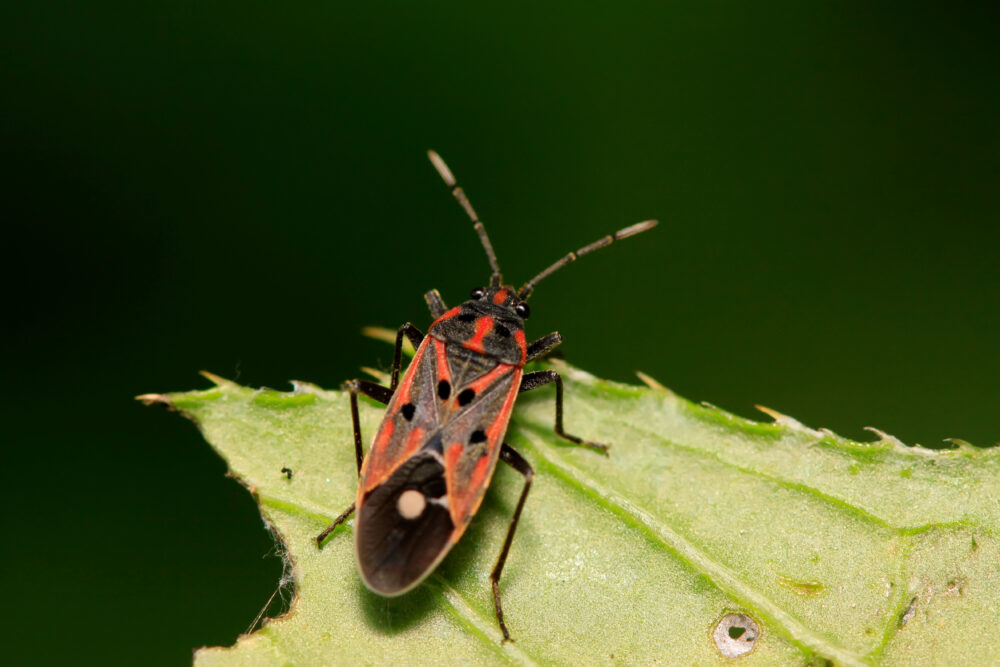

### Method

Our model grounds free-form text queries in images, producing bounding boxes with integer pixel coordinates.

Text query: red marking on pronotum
[463,316,494,354]
[435,306,462,324]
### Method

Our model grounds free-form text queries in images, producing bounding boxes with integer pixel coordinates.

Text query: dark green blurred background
[2,2,997,663]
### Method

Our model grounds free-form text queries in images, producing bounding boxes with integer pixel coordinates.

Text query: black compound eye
[470,287,486,299]
[515,302,531,319]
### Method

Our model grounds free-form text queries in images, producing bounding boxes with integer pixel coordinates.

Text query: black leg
[344,379,392,475]
[526,332,562,362]
[392,322,425,390]
[315,503,356,547]
[490,443,534,642]
[425,289,448,319]
[316,323,425,550]
[520,370,609,453]
[352,322,424,468]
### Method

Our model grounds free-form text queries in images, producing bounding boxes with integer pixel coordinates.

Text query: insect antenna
[518,219,658,300]
[427,150,503,287]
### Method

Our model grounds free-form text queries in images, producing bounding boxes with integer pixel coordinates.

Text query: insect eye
[515,302,530,319]
[470,287,485,299]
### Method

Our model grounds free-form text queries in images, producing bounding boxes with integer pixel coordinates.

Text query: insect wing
[354,336,522,595]
[355,336,452,594]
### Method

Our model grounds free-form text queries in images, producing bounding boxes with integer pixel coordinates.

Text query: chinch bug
[315,151,656,640]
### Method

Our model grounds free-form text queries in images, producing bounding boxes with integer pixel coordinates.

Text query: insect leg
[318,323,423,550]
[344,379,392,475]
[526,332,562,362]
[519,370,609,453]
[314,502,356,547]
[490,443,535,642]
[392,322,425,390]
[424,289,448,319]
[316,375,395,548]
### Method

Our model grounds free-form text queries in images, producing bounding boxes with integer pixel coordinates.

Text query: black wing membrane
[356,452,455,595]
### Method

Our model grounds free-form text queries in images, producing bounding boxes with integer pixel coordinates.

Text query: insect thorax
[429,301,525,366]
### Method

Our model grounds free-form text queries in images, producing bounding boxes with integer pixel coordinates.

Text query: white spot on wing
[397,489,427,519]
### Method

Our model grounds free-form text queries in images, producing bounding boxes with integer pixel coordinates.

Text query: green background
[2,2,996,664]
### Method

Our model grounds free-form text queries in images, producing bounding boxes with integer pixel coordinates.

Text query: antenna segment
[518,220,658,299]
[427,150,503,287]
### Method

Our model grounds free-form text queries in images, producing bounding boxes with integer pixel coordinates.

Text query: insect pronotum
[315,151,657,640]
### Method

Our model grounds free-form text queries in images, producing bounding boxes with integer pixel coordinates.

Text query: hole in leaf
[712,613,760,658]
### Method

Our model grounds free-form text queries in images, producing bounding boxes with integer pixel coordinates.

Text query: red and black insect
[315,151,656,640]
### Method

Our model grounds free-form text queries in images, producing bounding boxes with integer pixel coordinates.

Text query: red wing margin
[359,338,441,494]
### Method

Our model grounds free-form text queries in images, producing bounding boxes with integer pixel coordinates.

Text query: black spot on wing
[457,388,475,406]
[470,430,487,443]
[357,453,454,595]
[401,403,416,421]
[437,380,451,400]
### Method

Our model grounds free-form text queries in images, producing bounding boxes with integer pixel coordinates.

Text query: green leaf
[141,362,1000,665]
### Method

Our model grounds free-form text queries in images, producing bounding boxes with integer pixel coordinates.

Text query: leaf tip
[361,366,391,385]
[635,371,674,395]
[549,358,597,384]
[863,426,908,448]
[136,392,171,406]
[290,380,324,394]
[361,325,394,343]
[754,404,827,439]
[199,370,238,388]
[362,326,415,354]
[754,404,785,421]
